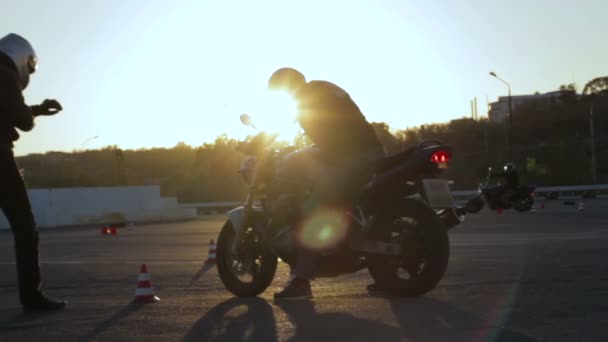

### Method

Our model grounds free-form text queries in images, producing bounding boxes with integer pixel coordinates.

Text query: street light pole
[590,100,598,184]
[490,72,512,152]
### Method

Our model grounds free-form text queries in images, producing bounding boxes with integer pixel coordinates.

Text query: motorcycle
[466,167,535,213]
[216,114,467,297]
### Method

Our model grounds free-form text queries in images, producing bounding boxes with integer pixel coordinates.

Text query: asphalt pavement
[1,203,607,342]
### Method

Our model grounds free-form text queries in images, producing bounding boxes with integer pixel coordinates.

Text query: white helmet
[0,33,38,90]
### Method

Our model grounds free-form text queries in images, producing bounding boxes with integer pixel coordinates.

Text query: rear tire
[216,220,278,297]
[367,199,449,297]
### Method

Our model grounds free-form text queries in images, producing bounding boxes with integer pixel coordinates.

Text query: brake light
[430,151,450,163]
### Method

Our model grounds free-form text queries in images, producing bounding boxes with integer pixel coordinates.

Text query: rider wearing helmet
[0,33,65,313]
[268,67,385,300]
[489,162,520,204]
[502,163,519,189]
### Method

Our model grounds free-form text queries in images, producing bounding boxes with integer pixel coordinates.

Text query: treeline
[17,83,608,202]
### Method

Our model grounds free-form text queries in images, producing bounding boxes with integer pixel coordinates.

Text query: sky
[1,0,607,156]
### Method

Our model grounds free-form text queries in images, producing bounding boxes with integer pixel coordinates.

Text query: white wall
[0,186,196,229]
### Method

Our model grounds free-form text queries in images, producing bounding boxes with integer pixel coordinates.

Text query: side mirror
[240,114,256,130]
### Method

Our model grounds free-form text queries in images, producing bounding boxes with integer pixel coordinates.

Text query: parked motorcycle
[466,167,535,213]
[216,114,467,298]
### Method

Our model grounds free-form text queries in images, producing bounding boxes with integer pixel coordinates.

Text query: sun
[247,90,301,142]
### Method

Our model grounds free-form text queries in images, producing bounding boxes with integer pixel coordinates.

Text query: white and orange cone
[205,240,217,264]
[133,264,160,303]
[578,200,585,211]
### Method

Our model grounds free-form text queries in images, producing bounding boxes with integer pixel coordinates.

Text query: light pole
[490,72,512,152]
[81,135,99,151]
[590,101,597,184]
[588,94,605,184]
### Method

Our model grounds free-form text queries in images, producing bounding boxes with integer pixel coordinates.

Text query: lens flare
[297,208,350,251]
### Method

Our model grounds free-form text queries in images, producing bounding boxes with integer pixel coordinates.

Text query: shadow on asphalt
[182,296,538,342]
[185,263,215,289]
[182,297,277,342]
[0,311,64,331]
[274,299,402,342]
[79,302,144,341]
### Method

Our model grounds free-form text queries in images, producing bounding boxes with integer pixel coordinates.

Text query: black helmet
[504,163,516,172]
[268,67,306,94]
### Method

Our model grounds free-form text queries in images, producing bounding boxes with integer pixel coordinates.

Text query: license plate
[422,179,455,208]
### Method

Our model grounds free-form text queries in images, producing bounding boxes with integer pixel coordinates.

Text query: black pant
[294,148,385,280]
[0,144,42,305]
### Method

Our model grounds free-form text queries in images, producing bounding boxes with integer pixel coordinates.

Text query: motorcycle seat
[373,147,416,173]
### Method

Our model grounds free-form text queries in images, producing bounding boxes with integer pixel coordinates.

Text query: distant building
[488,90,578,123]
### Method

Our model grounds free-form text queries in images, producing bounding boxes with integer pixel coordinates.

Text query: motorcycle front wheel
[216,220,278,297]
[514,195,533,212]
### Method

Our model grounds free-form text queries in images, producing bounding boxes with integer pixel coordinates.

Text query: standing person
[268,67,385,300]
[0,33,66,313]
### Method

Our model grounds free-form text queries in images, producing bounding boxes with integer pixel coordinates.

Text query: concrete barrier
[0,186,197,229]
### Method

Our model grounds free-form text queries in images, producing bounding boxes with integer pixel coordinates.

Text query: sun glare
[247,90,301,141]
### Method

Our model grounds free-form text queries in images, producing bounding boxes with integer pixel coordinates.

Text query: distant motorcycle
[466,167,535,213]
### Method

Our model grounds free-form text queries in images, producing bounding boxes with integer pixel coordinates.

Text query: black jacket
[491,170,519,188]
[295,80,382,161]
[0,54,35,146]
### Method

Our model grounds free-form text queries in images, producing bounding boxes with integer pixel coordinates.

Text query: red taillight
[430,151,450,163]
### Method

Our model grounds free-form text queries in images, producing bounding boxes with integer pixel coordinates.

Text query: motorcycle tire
[216,220,278,297]
[367,199,449,297]
[514,196,533,212]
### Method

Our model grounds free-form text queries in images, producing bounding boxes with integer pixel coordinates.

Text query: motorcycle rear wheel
[216,220,278,297]
[367,199,449,297]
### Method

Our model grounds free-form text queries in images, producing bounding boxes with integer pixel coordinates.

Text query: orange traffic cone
[133,264,160,303]
[497,208,504,215]
[205,240,217,264]
[101,226,118,235]
[540,200,545,209]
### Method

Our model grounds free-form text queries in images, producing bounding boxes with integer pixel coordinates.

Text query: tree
[582,77,608,96]
[559,83,577,92]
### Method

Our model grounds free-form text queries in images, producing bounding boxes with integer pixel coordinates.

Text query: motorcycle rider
[491,162,519,204]
[0,33,66,313]
[268,67,385,300]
